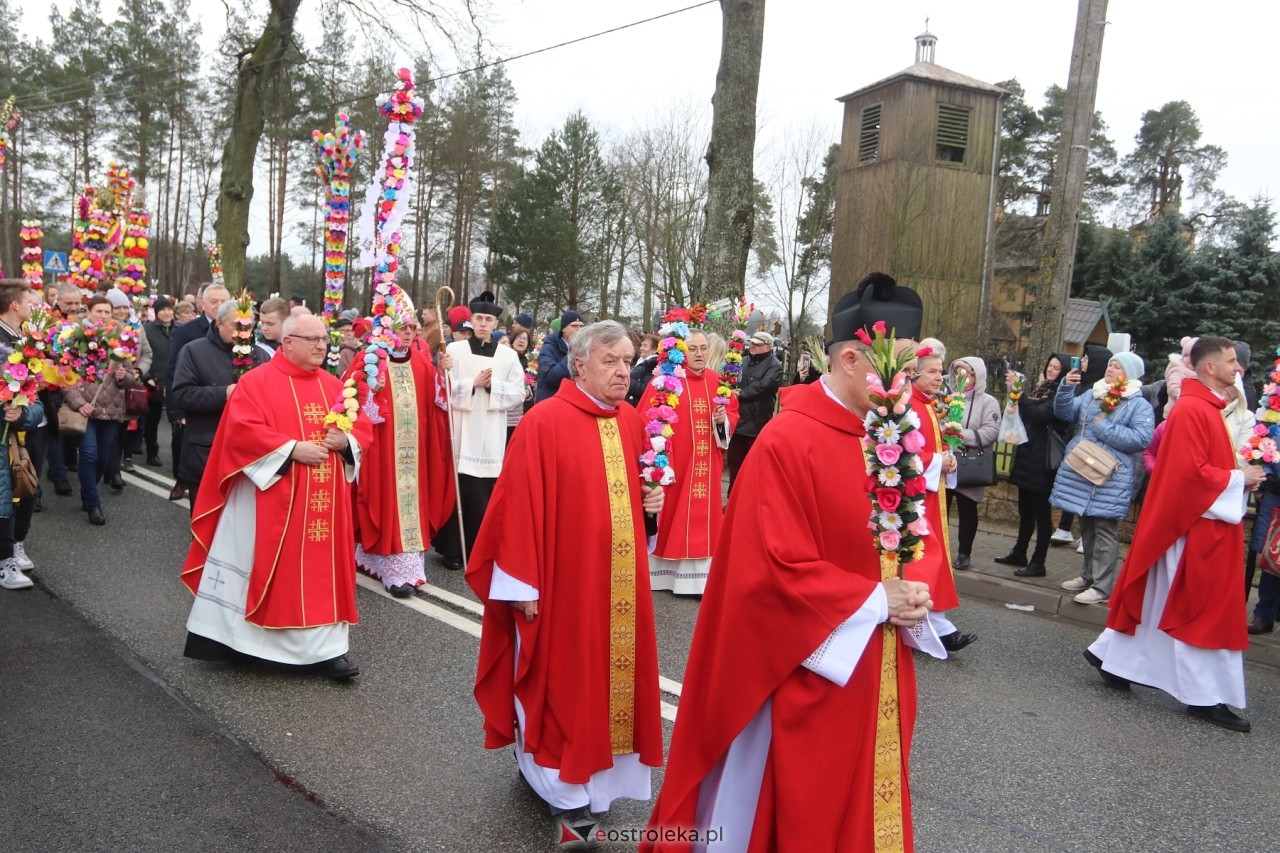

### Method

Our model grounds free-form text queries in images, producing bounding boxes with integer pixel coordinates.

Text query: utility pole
[1026,0,1108,372]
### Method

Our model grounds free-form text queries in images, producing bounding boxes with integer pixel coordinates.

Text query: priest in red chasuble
[906,344,977,653]
[644,274,933,852]
[343,295,456,598]
[467,320,665,825]
[649,329,738,596]
[182,314,373,680]
[1087,336,1264,733]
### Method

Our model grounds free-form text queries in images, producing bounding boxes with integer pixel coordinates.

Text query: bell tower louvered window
[935,103,969,163]
[857,103,882,165]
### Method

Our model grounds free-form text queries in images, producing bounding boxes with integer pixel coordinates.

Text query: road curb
[955,572,1280,670]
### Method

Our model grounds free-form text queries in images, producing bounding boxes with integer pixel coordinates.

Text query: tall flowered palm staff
[116,210,150,296]
[19,220,42,289]
[354,68,425,414]
[640,307,691,497]
[312,112,365,323]
[0,96,19,171]
[940,365,967,452]
[714,298,753,404]
[857,321,933,577]
[206,244,224,289]
[231,290,256,377]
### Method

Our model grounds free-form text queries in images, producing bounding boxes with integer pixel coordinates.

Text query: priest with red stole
[649,328,738,596]
[1087,336,1264,733]
[181,314,373,680]
[906,343,977,653]
[644,273,933,852]
[467,320,665,825]
[344,293,456,598]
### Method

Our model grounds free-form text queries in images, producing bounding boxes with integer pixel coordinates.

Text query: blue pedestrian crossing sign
[43,251,68,274]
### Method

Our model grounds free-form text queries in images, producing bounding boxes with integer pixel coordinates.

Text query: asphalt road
[3,463,1279,852]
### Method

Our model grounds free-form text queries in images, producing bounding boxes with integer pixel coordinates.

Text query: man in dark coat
[142,297,176,468]
[534,311,583,403]
[166,283,229,499]
[726,330,782,494]
[171,299,265,512]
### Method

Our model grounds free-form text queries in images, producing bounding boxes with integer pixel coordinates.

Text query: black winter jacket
[735,351,782,437]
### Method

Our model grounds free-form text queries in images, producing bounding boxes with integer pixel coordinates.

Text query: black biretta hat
[469,290,503,318]
[830,272,923,343]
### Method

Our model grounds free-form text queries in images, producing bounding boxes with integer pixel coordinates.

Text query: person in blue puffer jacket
[1050,350,1155,605]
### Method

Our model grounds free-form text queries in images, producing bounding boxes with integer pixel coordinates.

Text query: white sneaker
[1074,587,1109,605]
[0,558,33,590]
[13,542,33,571]
[1050,529,1074,545]
[1061,576,1090,592]
[1076,539,1085,554]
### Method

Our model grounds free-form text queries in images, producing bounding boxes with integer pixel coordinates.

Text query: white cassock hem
[1089,534,1246,708]
[927,609,957,637]
[648,555,711,596]
[186,443,349,665]
[691,592,888,850]
[510,632,651,813]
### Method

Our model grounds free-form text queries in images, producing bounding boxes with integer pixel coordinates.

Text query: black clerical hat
[469,290,503,319]
[830,272,923,343]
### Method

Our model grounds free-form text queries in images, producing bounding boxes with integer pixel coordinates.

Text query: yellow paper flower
[6,352,21,364]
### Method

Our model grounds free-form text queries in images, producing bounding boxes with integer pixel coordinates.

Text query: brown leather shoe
[1247,616,1275,635]
[168,483,187,501]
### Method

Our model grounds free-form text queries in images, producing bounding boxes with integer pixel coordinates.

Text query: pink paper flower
[875,443,903,466]
[879,529,901,550]
[901,429,926,453]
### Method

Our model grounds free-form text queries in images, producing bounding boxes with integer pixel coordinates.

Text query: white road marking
[122,472,187,503]
[140,478,684,721]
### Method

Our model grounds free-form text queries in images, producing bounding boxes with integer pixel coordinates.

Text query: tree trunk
[214,0,302,293]
[1027,0,1108,374]
[698,0,765,302]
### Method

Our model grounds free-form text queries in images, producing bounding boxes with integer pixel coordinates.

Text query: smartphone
[1070,356,1081,371]
[799,353,811,371]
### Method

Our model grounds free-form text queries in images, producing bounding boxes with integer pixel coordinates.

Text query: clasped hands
[881,577,931,629]
[291,427,348,466]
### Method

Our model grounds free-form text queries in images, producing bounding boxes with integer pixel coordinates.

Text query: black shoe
[1083,649,1130,691]
[1014,562,1047,577]
[146,455,163,468]
[322,655,360,680]
[940,631,977,653]
[1247,616,1275,635]
[168,483,187,501]
[388,583,414,598]
[32,495,42,513]
[952,554,971,570]
[121,457,135,472]
[1187,703,1251,733]
[107,474,125,491]
[54,479,73,496]
[87,506,106,526]
[442,556,463,571]
[993,551,1028,566]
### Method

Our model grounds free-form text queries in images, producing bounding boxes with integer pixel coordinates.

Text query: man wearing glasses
[182,314,373,680]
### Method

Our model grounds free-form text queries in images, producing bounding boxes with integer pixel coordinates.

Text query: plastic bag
[1000,403,1028,445]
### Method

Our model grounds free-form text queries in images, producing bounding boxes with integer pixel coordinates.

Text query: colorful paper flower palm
[640,307,691,490]
[313,112,365,323]
[858,321,933,572]
[19,220,42,289]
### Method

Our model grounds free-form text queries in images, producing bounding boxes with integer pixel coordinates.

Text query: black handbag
[1045,427,1067,471]
[954,442,996,487]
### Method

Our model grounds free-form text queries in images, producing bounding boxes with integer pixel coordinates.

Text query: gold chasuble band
[597,418,638,754]
[928,410,954,567]
[387,362,424,552]
[873,553,906,853]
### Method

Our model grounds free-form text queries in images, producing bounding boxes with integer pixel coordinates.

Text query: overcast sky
[25,1,1280,250]
[487,0,1275,214]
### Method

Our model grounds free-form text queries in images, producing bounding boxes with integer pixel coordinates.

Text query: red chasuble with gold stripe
[181,356,372,629]
[466,381,663,784]
[344,349,455,555]
[651,369,739,560]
